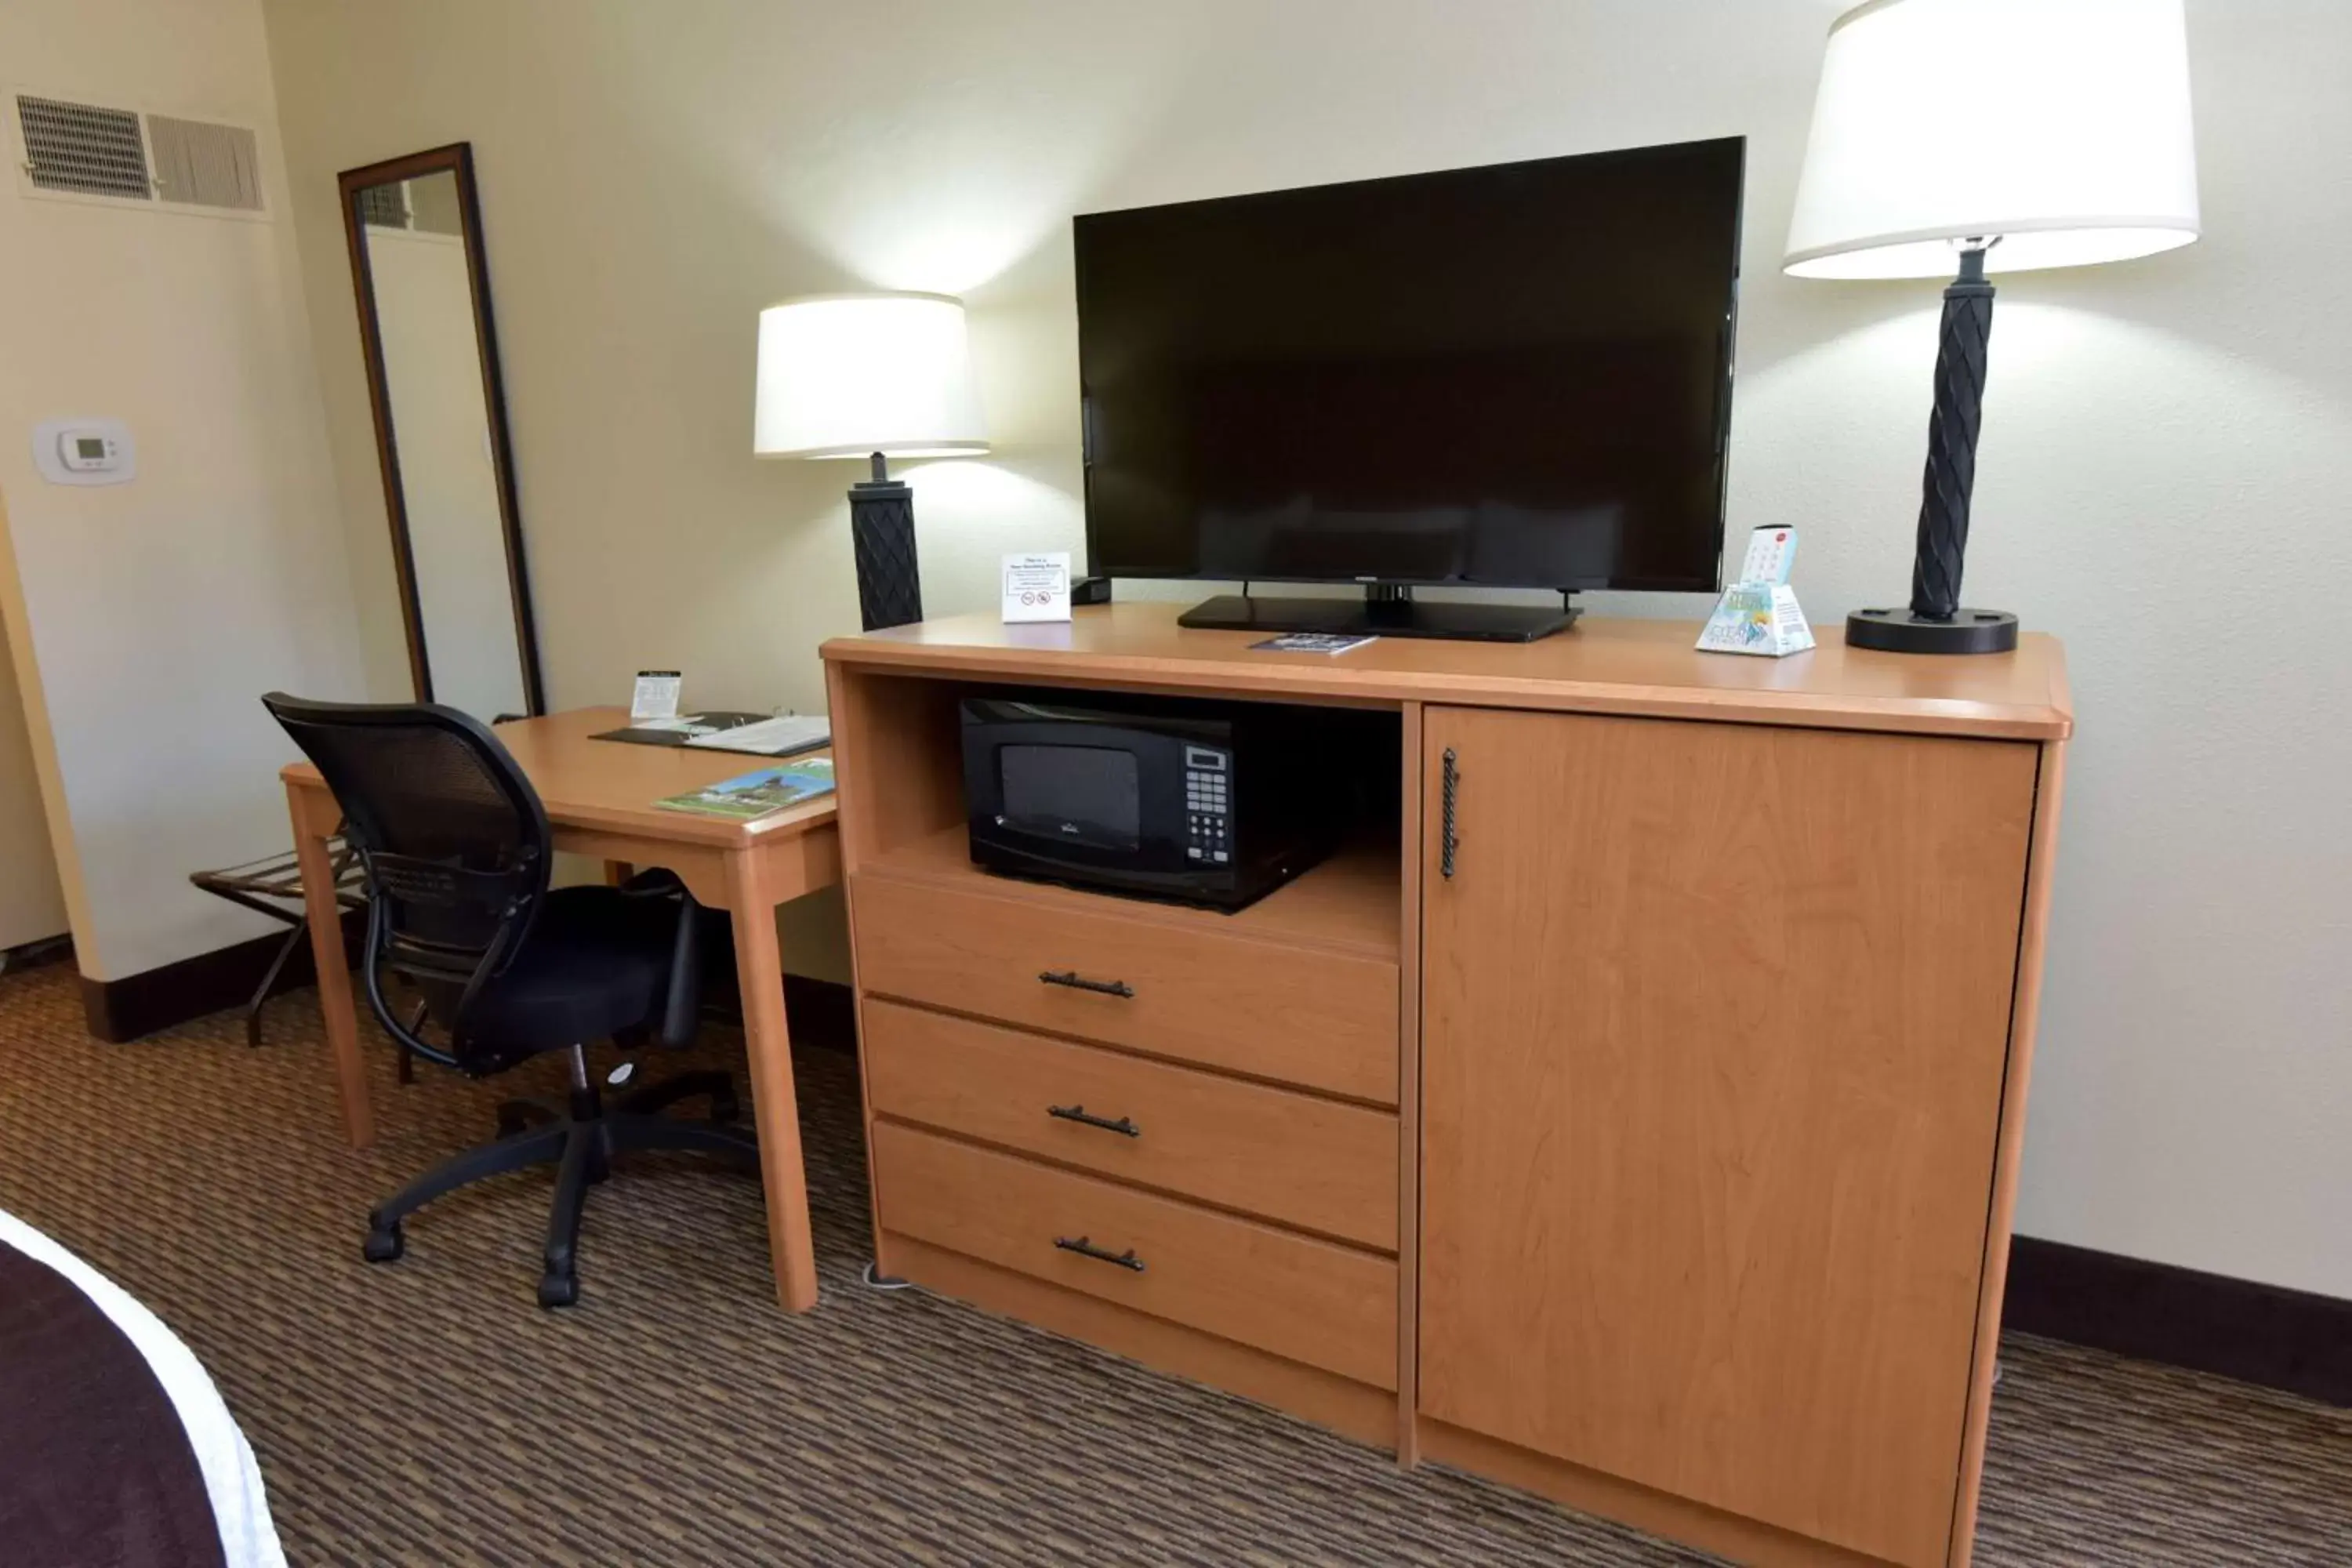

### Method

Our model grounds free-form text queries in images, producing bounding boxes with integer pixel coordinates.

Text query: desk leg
[286,782,372,1149]
[725,848,819,1312]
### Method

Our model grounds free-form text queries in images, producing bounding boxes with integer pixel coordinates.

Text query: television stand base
[1177,591,1580,644]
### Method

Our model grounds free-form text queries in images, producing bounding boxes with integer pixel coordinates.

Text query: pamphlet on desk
[654,758,837,821]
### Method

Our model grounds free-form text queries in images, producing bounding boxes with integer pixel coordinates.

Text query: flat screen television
[1073,136,1744,641]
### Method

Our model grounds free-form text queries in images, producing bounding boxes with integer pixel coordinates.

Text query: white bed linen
[0,1207,286,1568]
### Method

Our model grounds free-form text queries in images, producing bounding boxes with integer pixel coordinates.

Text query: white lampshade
[753,292,988,459]
[1784,0,2200,279]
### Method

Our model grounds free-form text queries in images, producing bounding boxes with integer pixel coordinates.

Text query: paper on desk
[684,714,831,756]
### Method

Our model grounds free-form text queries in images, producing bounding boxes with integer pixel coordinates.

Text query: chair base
[363,1069,757,1308]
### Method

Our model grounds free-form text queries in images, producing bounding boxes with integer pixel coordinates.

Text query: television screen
[1075,137,1743,593]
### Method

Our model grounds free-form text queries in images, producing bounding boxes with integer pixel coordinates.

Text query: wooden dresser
[822,605,2071,1568]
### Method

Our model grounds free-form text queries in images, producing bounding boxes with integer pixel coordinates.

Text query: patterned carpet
[0,960,2344,1566]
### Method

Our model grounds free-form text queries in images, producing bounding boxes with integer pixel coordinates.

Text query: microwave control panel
[1182,744,1231,864]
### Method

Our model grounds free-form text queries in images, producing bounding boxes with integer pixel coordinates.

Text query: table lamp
[1785,0,2200,654]
[754,292,988,630]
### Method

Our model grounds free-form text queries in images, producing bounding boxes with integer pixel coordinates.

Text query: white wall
[0,618,67,951]
[0,0,367,981]
[259,0,2352,1298]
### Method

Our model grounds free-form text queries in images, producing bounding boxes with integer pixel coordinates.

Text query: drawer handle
[1048,1103,1142,1138]
[1440,746,1461,880]
[1039,969,1134,999]
[1054,1234,1146,1272]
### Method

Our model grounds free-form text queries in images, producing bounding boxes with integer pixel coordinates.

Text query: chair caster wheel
[537,1271,579,1308]
[363,1222,405,1263]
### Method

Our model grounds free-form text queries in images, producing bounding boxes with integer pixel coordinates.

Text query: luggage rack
[189,837,368,1047]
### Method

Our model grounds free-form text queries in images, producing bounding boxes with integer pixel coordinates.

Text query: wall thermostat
[32,419,136,486]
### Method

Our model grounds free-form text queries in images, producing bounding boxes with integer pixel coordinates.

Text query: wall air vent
[12,93,268,217]
[16,95,151,199]
[147,114,263,212]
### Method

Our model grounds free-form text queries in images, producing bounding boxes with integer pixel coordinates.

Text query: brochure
[1249,632,1378,655]
[654,759,837,820]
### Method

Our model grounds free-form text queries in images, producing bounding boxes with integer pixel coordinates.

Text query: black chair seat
[451,887,680,1056]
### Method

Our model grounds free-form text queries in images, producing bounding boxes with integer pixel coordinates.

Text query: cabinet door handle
[1440,746,1461,880]
[1054,1234,1146,1272]
[1040,969,1134,999]
[1048,1103,1142,1138]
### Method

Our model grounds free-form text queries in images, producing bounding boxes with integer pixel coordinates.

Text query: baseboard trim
[79,915,363,1044]
[81,928,857,1053]
[2004,1235,2351,1408]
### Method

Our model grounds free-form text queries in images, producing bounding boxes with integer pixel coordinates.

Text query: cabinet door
[1419,708,2037,1566]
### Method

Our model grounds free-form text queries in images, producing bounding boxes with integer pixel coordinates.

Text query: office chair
[263,694,759,1308]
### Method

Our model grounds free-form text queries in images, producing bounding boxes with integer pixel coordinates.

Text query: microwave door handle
[1039,969,1135,999]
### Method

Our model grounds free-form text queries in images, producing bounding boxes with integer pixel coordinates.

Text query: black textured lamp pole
[1846,245,2021,655]
[848,450,923,631]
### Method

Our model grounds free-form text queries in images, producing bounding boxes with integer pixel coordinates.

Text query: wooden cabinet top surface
[822,604,2071,741]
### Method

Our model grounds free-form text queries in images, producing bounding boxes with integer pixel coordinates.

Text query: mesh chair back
[263,695,551,1065]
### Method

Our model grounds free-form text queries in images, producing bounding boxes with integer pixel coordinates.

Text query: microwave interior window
[999,744,1142,851]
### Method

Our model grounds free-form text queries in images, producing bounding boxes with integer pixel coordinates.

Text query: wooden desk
[281,706,842,1312]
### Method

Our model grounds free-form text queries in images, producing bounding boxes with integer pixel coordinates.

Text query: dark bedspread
[0,1236,227,1568]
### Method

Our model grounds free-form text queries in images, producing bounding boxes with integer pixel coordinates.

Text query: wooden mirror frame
[336,142,546,715]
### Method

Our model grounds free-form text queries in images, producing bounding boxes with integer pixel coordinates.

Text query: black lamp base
[848,453,923,632]
[1846,606,2019,655]
[1864,245,2024,658]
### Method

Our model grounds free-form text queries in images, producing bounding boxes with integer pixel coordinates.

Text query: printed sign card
[1001,553,1073,623]
[631,670,683,720]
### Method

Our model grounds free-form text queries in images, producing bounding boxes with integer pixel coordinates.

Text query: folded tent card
[631,670,684,720]
[1697,527,1816,658]
[1002,552,1073,623]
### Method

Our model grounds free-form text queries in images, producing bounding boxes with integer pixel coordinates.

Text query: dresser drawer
[851,873,1399,1104]
[865,999,1398,1250]
[873,1122,1397,1388]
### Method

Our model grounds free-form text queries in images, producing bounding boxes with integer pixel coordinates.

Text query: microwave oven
[961,692,1341,911]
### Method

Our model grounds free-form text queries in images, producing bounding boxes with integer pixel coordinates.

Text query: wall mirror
[338,143,543,718]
